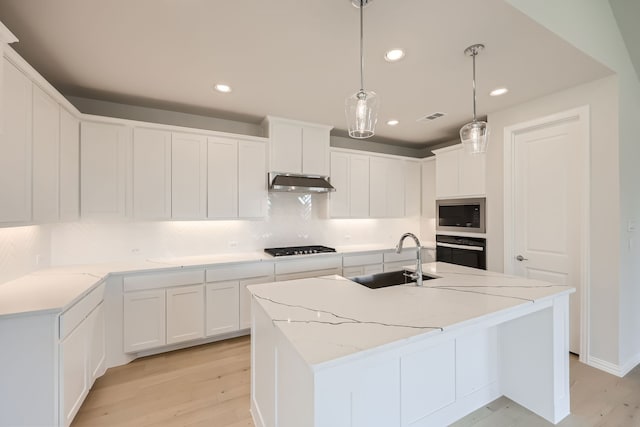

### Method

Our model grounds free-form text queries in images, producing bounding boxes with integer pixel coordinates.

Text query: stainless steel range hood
[268,172,335,193]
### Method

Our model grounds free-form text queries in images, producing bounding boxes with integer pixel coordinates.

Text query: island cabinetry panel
[59,108,80,221]
[32,84,60,222]
[263,116,332,176]
[132,128,172,220]
[342,252,383,278]
[166,284,205,345]
[0,58,32,223]
[206,262,274,331]
[329,151,370,218]
[171,132,207,219]
[81,121,130,219]
[433,144,485,199]
[59,282,106,427]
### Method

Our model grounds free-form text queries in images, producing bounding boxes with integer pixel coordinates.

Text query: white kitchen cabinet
[81,121,130,219]
[86,302,105,382]
[171,132,207,219]
[208,136,238,218]
[370,156,405,218]
[238,140,267,218]
[404,160,421,217]
[421,157,436,218]
[123,289,166,353]
[61,317,88,427]
[239,276,275,329]
[132,128,171,219]
[263,116,332,176]
[0,59,32,223]
[434,144,485,198]
[59,108,80,221]
[342,253,384,278]
[32,85,60,223]
[166,284,205,345]
[330,150,370,218]
[206,281,240,336]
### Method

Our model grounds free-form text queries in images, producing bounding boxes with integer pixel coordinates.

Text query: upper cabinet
[433,144,485,199]
[171,132,207,220]
[81,121,130,219]
[132,128,172,220]
[421,158,436,218]
[0,59,32,223]
[404,160,421,217]
[59,109,80,221]
[370,156,405,218]
[262,116,332,176]
[329,151,370,218]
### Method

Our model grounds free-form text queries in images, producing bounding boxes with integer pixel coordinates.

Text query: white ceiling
[0,0,613,148]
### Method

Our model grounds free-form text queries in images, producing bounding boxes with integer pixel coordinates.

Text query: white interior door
[508,111,587,355]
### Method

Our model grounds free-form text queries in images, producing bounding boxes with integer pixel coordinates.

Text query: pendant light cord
[472,49,477,122]
[359,0,365,92]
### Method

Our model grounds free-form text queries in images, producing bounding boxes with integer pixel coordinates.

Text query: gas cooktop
[264,245,336,257]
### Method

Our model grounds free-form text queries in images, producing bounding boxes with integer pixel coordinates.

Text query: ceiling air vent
[417,112,446,122]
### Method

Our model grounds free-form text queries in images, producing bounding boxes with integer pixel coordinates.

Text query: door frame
[503,105,590,362]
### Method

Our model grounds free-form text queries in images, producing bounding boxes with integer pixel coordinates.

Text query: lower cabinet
[205,281,240,336]
[166,284,205,345]
[342,253,384,278]
[123,289,167,353]
[240,276,274,329]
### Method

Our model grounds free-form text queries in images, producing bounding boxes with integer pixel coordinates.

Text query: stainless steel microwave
[436,198,486,233]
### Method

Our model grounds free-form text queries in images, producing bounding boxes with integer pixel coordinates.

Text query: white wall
[506,0,640,372]
[0,225,50,283]
[49,193,420,265]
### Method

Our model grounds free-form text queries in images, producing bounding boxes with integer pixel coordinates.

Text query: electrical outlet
[228,240,238,248]
[35,254,42,266]
[344,234,352,241]
[629,221,637,232]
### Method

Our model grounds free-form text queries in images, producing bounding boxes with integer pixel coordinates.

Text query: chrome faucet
[396,232,423,286]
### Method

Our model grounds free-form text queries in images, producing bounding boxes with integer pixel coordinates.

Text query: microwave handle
[436,242,484,252]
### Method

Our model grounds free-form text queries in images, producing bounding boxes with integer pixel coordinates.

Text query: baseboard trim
[620,353,640,377]
[587,356,624,377]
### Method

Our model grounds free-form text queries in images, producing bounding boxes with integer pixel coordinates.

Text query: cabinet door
[404,160,421,217]
[61,320,88,427]
[350,154,370,217]
[59,109,80,221]
[386,158,405,218]
[166,284,205,345]
[81,122,129,219]
[270,121,302,173]
[239,140,267,218]
[302,125,330,176]
[208,137,238,218]
[123,289,166,352]
[329,151,349,218]
[421,159,436,218]
[171,132,207,219]
[205,281,239,336]
[240,276,274,330]
[435,148,459,198]
[86,302,105,382]
[0,60,32,223]
[32,85,60,222]
[458,150,486,196]
[369,157,387,217]
[133,128,171,219]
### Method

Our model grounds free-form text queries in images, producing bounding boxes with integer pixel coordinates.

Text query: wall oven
[436,197,486,234]
[436,235,486,270]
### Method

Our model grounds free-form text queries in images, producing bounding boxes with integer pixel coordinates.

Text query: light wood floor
[73,336,640,427]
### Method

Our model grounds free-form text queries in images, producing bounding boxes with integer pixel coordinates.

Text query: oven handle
[436,242,485,252]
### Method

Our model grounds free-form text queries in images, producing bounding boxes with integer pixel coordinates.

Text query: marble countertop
[0,244,432,319]
[248,262,575,368]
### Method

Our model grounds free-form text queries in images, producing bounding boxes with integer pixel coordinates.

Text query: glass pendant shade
[346,89,379,139]
[460,120,489,154]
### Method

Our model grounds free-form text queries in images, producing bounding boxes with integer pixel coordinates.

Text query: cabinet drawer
[206,262,274,282]
[383,261,414,272]
[60,282,105,339]
[275,256,341,275]
[342,266,363,278]
[342,253,383,267]
[383,248,419,263]
[276,268,341,282]
[123,269,204,292]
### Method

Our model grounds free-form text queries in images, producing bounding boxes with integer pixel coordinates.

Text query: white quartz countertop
[248,262,575,368]
[0,244,430,319]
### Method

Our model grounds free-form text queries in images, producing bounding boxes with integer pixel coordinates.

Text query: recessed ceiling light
[214,83,232,93]
[384,49,405,62]
[489,87,508,96]
[386,119,399,126]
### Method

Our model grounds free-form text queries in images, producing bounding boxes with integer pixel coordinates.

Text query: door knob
[516,255,529,261]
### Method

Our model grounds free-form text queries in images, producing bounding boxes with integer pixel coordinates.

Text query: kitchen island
[248,262,574,427]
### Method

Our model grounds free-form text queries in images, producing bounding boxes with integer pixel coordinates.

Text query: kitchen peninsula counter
[248,262,574,427]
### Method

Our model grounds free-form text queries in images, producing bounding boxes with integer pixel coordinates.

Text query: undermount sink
[350,269,434,289]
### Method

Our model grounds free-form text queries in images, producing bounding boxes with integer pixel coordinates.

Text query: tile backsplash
[0,225,51,283]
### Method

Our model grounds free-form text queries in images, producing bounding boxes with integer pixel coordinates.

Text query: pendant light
[460,44,489,154]
[345,0,378,139]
